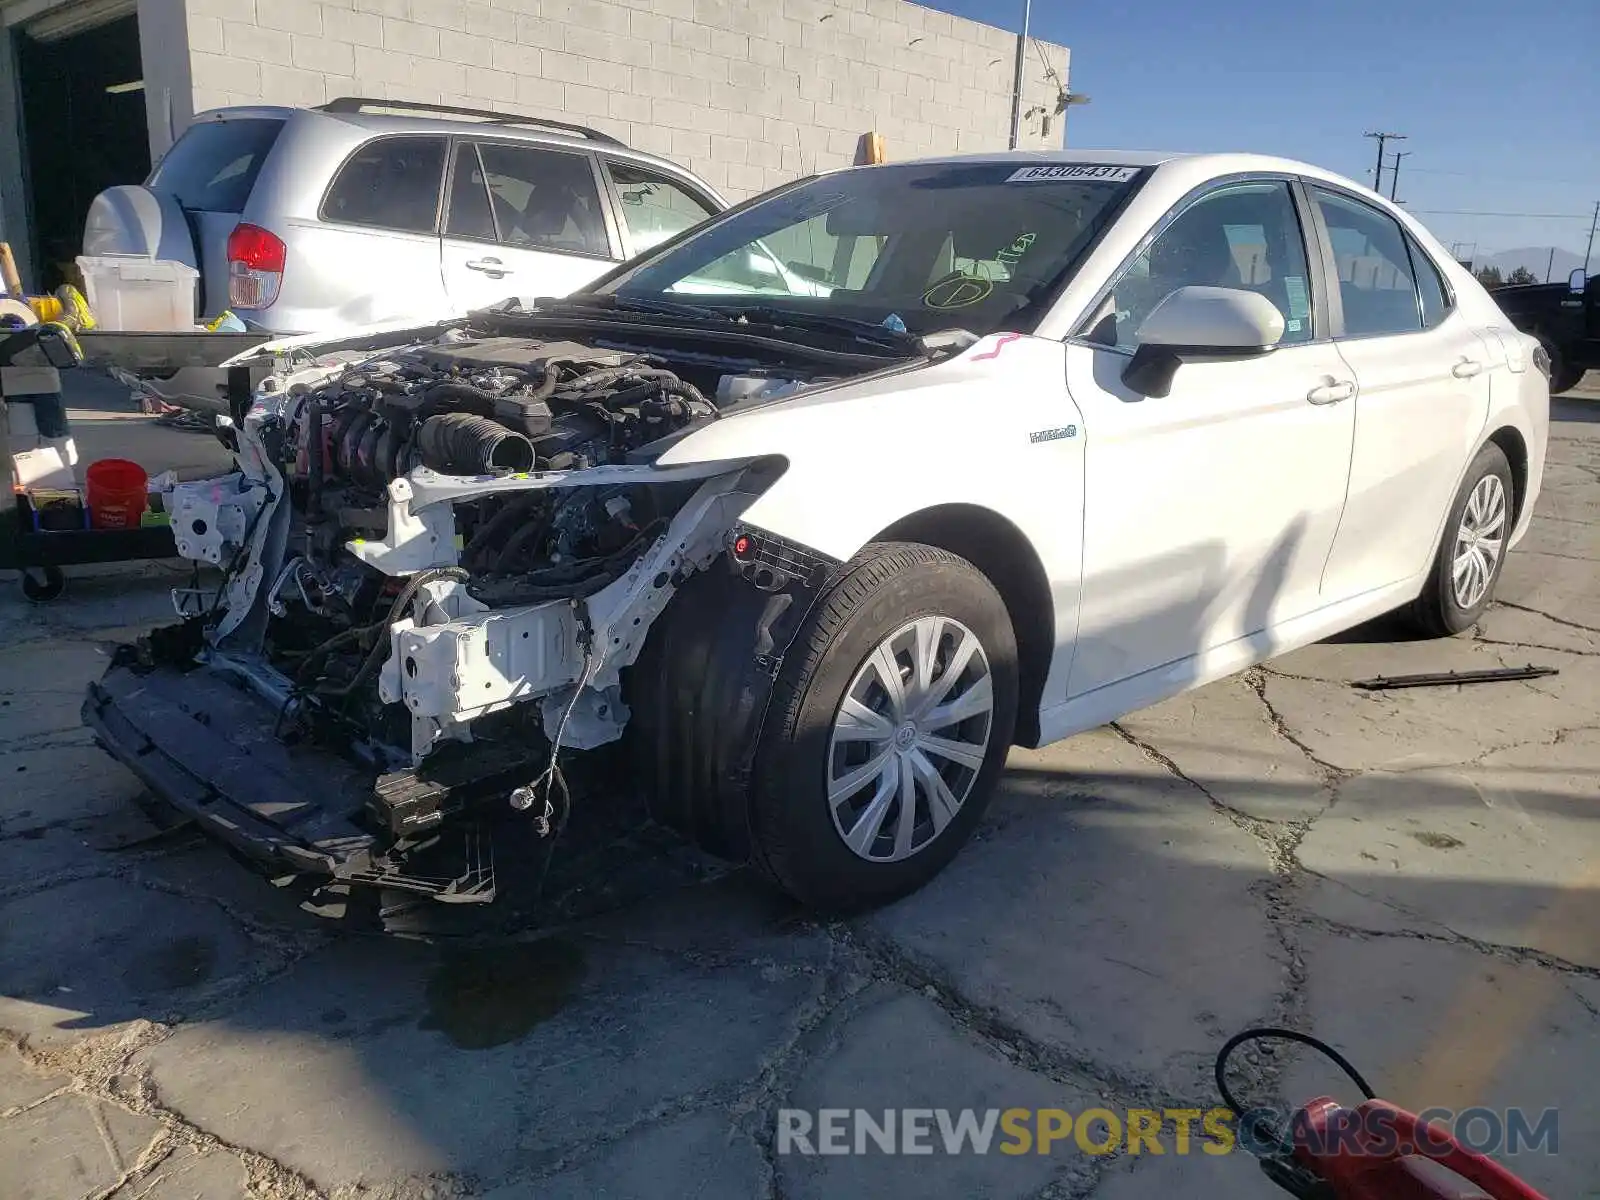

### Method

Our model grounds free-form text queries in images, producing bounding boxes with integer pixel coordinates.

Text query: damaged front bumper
[81,644,540,903]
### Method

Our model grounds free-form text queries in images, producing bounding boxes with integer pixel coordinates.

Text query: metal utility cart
[1,326,272,601]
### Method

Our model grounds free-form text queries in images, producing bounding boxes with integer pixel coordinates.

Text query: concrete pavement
[1,382,1596,1199]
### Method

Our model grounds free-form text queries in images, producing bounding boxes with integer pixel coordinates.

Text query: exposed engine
[251,335,731,753]
[302,337,717,490]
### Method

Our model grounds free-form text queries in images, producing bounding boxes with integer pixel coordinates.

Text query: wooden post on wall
[855,132,886,165]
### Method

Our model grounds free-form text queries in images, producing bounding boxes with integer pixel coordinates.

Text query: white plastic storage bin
[76,254,198,332]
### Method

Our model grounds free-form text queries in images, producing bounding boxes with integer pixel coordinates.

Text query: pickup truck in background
[1491,266,1596,394]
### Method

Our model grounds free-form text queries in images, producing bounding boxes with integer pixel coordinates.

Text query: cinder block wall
[181,0,1070,198]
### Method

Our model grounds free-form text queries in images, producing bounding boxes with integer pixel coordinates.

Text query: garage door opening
[16,13,149,291]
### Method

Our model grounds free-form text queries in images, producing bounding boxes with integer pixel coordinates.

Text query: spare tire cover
[82,186,199,267]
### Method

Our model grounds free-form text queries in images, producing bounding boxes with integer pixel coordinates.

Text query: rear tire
[1538,335,1583,395]
[748,542,1018,913]
[1410,443,1514,636]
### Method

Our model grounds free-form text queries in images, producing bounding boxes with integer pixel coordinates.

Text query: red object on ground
[1291,1097,1550,1200]
[85,458,148,529]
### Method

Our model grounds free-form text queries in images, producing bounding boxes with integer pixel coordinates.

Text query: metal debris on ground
[1351,664,1559,691]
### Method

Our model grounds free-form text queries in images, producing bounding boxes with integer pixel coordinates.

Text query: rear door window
[444,142,496,242]
[475,142,610,257]
[1310,188,1423,337]
[322,136,448,234]
[148,118,284,213]
[1406,233,1453,329]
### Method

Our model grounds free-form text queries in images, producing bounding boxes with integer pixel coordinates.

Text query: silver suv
[82,98,729,336]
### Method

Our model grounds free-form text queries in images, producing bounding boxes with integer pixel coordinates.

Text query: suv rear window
[148,118,284,214]
[321,136,448,234]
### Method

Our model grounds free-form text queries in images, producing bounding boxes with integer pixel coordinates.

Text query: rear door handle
[1452,357,1484,379]
[465,257,511,276]
[1306,378,1356,405]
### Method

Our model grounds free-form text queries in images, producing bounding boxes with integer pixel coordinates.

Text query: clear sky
[923,0,1600,267]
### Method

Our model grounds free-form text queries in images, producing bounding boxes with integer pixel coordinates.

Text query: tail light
[227,223,285,308]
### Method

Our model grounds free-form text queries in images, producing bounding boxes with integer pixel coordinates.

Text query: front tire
[749,542,1018,912]
[1411,443,1514,636]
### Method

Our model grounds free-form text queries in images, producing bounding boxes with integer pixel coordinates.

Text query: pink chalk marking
[971,332,1022,361]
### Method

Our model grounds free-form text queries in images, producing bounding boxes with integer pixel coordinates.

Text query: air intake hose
[416,413,536,475]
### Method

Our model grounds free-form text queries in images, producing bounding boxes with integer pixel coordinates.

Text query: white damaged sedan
[84,151,1549,917]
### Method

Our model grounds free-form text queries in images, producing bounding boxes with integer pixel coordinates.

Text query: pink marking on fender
[971,332,1022,361]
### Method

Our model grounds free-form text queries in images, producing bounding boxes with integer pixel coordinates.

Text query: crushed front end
[82,322,798,911]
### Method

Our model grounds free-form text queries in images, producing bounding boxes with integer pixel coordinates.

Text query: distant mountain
[1475,246,1586,280]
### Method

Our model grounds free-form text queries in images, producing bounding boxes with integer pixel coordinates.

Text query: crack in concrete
[1107,721,1306,868]
[1,1022,326,1200]
[1473,635,1600,658]
[1493,600,1600,636]
[728,943,857,1200]
[838,923,1169,1110]
[1290,906,1600,981]
[1106,712,1334,1130]
[1244,669,1351,782]
[1024,1149,1129,1200]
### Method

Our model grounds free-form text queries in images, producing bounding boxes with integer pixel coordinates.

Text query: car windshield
[590,161,1146,337]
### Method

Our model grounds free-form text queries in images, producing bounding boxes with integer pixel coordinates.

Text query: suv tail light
[227,223,285,308]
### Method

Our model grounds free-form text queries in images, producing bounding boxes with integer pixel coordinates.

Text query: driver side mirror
[1122,286,1286,398]
[1570,267,1588,295]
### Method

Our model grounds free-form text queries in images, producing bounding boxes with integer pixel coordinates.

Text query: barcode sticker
[1005,164,1140,184]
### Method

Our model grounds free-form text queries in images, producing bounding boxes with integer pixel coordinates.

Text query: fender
[656,333,1088,715]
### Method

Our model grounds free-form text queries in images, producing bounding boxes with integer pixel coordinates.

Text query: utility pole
[1365,130,1406,194]
[1007,0,1033,150]
[1545,247,1556,282]
[1585,200,1599,276]
[1389,151,1411,202]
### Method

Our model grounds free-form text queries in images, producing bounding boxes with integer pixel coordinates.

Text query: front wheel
[1411,443,1514,636]
[749,543,1018,912]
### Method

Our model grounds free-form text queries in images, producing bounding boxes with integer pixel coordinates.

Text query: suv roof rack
[316,97,625,146]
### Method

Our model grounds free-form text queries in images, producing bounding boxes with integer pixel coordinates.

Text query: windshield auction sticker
[1006,164,1140,183]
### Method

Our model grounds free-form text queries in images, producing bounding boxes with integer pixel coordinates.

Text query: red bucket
[86,458,148,530]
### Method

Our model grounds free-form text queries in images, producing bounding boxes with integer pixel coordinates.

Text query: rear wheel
[748,543,1018,912]
[1411,443,1514,636]
[1538,335,1583,395]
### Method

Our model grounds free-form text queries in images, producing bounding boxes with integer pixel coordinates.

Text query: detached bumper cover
[82,656,379,877]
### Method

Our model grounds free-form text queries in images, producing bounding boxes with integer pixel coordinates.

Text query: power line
[1405,208,1592,218]
[1403,167,1596,187]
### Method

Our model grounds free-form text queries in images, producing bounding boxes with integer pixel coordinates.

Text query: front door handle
[1306,378,1356,405]
[465,257,511,276]
[1452,357,1484,379]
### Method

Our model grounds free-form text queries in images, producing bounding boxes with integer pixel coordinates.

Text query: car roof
[878,148,1352,180]
[189,102,725,200]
